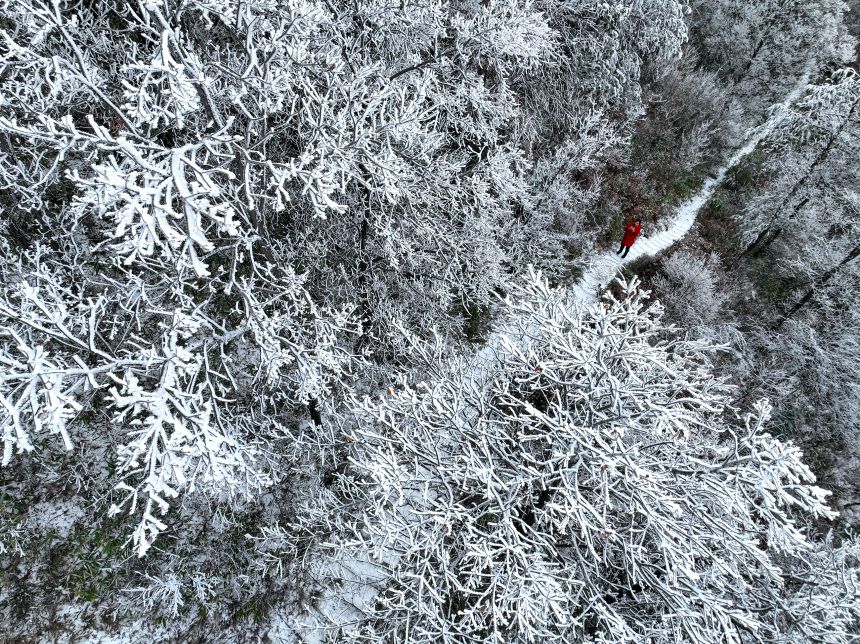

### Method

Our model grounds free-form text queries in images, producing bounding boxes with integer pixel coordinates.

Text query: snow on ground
[27,499,85,539]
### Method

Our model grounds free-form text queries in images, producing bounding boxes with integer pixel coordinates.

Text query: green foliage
[665,170,705,204]
[65,523,128,602]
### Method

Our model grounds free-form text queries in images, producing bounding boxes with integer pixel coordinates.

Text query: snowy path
[572,73,811,305]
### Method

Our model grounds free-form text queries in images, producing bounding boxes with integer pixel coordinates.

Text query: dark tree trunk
[776,240,860,326]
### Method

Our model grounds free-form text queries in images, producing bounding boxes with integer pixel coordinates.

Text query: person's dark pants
[616,244,630,258]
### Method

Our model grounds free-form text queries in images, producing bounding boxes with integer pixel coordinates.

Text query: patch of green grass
[664,170,705,205]
[751,266,804,308]
[65,525,128,602]
[622,254,661,284]
[727,149,767,190]
[705,191,727,215]
[233,592,274,625]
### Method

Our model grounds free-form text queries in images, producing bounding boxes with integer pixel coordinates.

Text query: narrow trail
[572,73,811,305]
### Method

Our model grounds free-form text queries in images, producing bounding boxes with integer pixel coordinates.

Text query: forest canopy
[1,0,859,641]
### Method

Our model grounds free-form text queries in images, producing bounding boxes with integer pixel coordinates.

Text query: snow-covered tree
[742,69,860,263]
[6,0,664,558]
[0,0,367,553]
[652,249,727,329]
[725,68,860,454]
[324,271,860,642]
[690,0,855,112]
[5,0,857,639]
[515,0,691,145]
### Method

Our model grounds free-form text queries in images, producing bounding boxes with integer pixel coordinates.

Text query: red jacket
[621,221,642,247]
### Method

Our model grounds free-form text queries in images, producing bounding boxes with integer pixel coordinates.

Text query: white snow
[27,499,85,539]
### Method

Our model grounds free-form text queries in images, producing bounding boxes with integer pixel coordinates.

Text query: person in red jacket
[616,214,642,258]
